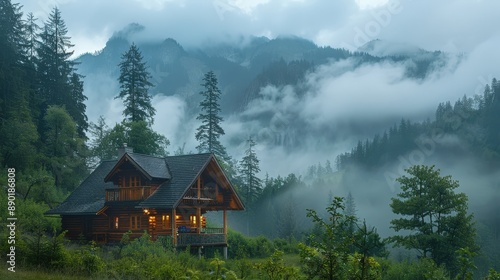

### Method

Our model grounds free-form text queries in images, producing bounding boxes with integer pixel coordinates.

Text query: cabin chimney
[117,143,134,157]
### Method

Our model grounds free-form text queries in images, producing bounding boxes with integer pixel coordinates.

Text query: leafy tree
[42,105,87,193]
[299,196,356,280]
[195,70,228,160]
[353,220,387,279]
[255,250,301,280]
[389,165,477,276]
[115,43,155,125]
[90,120,170,160]
[354,220,387,258]
[455,247,477,280]
[126,120,169,156]
[239,137,262,206]
[484,268,500,280]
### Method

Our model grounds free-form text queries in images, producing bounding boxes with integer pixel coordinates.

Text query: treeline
[336,78,500,170]
[1,1,88,204]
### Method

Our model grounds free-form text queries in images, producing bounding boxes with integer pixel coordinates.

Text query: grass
[0,268,90,280]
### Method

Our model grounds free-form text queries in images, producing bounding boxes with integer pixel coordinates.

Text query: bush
[380,258,449,280]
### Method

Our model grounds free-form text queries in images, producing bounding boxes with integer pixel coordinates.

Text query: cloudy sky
[19,0,500,228]
[20,0,500,57]
[18,0,500,178]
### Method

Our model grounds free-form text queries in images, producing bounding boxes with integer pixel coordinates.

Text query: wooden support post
[172,208,176,246]
[197,207,202,233]
[197,176,201,199]
[223,209,227,236]
[223,246,228,260]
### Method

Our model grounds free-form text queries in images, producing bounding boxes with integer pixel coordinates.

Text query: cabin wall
[61,215,85,240]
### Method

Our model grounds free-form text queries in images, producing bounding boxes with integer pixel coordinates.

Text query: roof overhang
[104,153,152,182]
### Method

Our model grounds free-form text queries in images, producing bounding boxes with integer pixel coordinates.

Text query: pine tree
[37,7,75,106]
[344,191,358,239]
[0,0,40,169]
[36,7,88,138]
[389,165,477,276]
[195,70,228,159]
[67,72,88,137]
[22,12,39,61]
[115,43,155,125]
[239,137,262,206]
[88,115,109,164]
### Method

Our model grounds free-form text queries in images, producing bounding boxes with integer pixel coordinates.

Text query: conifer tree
[115,43,155,125]
[0,0,40,169]
[22,12,39,61]
[195,70,228,159]
[389,165,477,276]
[239,137,262,206]
[37,7,75,105]
[36,7,88,138]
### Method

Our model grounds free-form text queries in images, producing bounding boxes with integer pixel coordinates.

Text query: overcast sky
[20,0,500,57]
[18,0,500,178]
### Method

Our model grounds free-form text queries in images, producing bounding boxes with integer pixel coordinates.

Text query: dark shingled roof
[139,153,212,209]
[46,160,116,215]
[45,153,215,215]
[127,153,170,180]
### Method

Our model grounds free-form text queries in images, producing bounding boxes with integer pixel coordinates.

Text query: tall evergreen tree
[36,7,88,138]
[37,7,75,106]
[88,115,109,165]
[0,0,40,169]
[195,70,228,159]
[67,72,88,137]
[239,137,262,206]
[22,12,39,61]
[115,43,155,125]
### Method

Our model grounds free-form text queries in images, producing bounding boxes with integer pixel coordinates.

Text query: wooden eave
[104,153,152,183]
[172,155,245,211]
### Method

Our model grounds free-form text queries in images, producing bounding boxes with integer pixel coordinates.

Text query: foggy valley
[2,0,500,279]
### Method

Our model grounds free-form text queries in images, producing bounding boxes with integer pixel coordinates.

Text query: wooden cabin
[45,149,244,257]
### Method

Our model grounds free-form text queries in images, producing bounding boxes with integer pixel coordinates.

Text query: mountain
[76,25,465,153]
[76,26,455,116]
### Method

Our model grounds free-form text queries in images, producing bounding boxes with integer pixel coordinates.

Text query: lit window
[114,217,119,229]
[190,215,197,227]
[162,215,170,229]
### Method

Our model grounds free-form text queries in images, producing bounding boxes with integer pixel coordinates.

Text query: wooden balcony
[177,228,226,247]
[106,186,153,202]
[181,187,221,206]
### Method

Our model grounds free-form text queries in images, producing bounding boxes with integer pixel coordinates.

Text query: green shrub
[381,258,449,280]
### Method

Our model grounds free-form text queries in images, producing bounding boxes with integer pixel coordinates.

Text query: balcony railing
[106,186,153,202]
[177,231,226,246]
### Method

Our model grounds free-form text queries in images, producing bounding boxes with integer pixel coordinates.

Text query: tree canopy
[115,43,155,125]
[389,165,477,276]
[195,70,228,160]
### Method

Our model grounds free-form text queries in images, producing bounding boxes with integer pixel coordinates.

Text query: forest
[1,0,500,279]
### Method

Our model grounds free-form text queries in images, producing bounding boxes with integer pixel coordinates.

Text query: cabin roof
[103,153,171,182]
[45,160,116,215]
[45,152,243,215]
[139,153,212,208]
[129,153,171,179]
